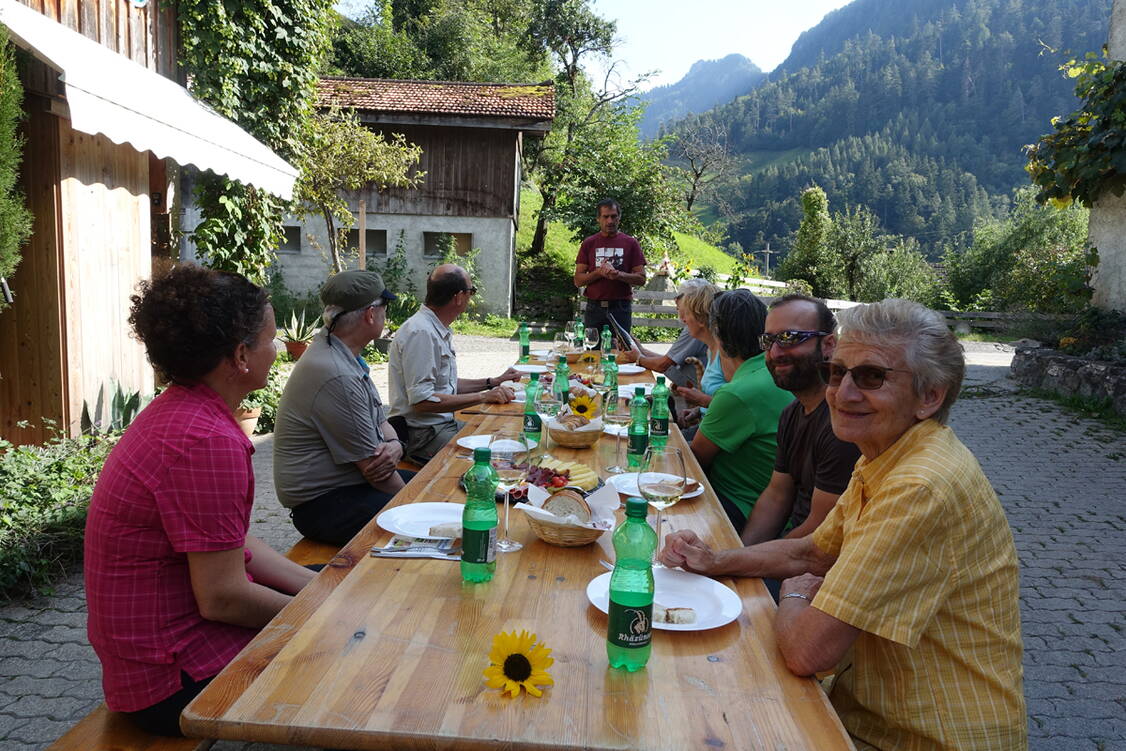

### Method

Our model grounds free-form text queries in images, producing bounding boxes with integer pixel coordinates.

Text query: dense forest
[637,54,765,139]
[679,0,1113,258]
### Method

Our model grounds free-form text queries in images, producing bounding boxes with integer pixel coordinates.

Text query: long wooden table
[182,414,854,750]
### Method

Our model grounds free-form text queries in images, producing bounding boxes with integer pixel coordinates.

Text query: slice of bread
[653,604,697,624]
[542,489,591,523]
[427,522,462,538]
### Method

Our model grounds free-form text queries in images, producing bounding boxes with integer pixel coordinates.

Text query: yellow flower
[569,393,597,418]
[483,629,554,698]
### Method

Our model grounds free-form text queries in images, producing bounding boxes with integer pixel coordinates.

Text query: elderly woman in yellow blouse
[660,299,1026,751]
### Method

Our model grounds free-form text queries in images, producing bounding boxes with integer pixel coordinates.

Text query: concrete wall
[179,191,516,317]
[1088,0,1126,311]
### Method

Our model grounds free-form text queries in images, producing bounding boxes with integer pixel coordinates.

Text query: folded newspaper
[371,534,461,561]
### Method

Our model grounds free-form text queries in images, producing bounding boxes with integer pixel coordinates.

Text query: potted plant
[235,390,264,437]
[279,309,318,360]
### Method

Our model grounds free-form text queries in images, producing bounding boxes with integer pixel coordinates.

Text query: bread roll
[427,522,462,538]
[542,489,591,523]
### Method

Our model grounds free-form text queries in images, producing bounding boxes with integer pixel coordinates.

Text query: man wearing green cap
[273,270,412,545]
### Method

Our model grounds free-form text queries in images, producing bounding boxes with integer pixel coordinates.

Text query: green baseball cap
[319,270,397,311]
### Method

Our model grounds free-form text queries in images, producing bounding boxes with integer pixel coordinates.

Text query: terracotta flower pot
[234,406,261,437]
[285,340,309,360]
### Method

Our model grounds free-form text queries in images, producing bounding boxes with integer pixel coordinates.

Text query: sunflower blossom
[483,629,554,698]
[569,393,597,418]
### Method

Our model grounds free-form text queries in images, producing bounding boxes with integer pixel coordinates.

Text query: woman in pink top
[84,264,315,736]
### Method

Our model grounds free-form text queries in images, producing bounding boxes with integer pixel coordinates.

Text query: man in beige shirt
[389,264,521,463]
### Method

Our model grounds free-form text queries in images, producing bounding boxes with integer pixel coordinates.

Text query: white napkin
[515,482,619,530]
[547,415,603,432]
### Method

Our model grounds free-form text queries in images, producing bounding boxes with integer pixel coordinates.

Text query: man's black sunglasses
[758,330,830,350]
[817,362,907,390]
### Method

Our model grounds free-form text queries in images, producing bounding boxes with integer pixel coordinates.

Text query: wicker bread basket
[526,513,604,547]
[547,423,601,448]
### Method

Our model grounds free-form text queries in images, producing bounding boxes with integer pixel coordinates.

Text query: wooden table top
[182,415,853,750]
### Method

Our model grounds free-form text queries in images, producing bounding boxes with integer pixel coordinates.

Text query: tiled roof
[316,77,555,121]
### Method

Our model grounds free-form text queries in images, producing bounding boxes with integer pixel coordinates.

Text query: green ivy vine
[177,0,334,284]
[0,29,34,309]
[1026,48,1126,208]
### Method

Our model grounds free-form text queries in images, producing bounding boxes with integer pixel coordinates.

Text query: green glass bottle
[627,386,649,470]
[523,373,543,444]
[461,448,498,583]
[650,376,670,449]
[607,497,656,671]
[552,355,571,403]
[518,321,531,363]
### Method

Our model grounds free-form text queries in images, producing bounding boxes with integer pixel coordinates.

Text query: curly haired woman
[84,264,314,736]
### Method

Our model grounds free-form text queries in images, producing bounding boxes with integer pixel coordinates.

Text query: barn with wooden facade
[243,77,555,317]
[0,0,296,445]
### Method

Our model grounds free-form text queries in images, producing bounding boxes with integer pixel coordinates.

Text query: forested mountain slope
[684,0,1111,257]
[638,54,765,138]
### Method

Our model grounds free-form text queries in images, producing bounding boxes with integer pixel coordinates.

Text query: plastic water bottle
[627,386,649,470]
[523,373,543,444]
[650,376,670,449]
[518,321,531,363]
[461,448,498,583]
[607,497,656,671]
[574,320,585,348]
[601,353,619,393]
[553,355,571,403]
[600,325,613,356]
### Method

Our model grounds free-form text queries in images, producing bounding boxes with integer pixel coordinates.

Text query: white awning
[0,0,297,200]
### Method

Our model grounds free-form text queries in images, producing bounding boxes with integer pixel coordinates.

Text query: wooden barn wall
[0,97,66,446]
[361,126,518,218]
[57,123,153,434]
[17,0,177,78]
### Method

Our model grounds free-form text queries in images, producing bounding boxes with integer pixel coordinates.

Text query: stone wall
[1010,347,1126,415]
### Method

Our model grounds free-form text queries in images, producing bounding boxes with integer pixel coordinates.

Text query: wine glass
[600,392,630,473]
[638,446,686,560]
[552,332,569,363]
[563,323,576,350]
[585,327,600,352]
[490,429,530,553]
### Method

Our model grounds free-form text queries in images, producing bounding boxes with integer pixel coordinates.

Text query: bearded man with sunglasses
[662,299,1025,751]
[740,295,860,562]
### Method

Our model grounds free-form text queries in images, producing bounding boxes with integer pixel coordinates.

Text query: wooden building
[1,0,296,445]
[250,77,555,316]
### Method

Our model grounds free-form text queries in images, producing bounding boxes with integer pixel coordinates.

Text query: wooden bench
[46,703,213,751]
[285,537,341,566]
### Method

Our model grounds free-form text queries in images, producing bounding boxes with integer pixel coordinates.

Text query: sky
[591,0,855,89]
[333,0,856,90]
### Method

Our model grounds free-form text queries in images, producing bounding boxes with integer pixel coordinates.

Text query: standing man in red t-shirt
[573,199,647,336]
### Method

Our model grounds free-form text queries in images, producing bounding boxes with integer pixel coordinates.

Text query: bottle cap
[625,497,648,518]
[606,354,616,362]
[635,386,645,395]
[529,372,539,381]
[656,376,665,384]
[473,447,492,462]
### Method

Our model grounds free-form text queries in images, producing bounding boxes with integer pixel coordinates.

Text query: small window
[423,232,472,258]
[346,228,388,263]
[277,226,302,254]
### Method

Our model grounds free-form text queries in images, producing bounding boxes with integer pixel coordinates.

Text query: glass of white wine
[490,429,530,553]
[638,446,686,560]
[563,323,576,350]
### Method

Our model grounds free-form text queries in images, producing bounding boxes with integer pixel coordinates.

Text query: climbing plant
[1026,48,1126,208]
[0,29,33,309]
[177,0,334,284]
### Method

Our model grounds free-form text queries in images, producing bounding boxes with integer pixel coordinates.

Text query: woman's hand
[676,385,712,407]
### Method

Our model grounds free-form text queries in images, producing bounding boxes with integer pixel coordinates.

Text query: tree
[855,238,940,305]
[293,109,424,273]
[776,186,840,298]
[828,205,883,301]
[668,119,733,212]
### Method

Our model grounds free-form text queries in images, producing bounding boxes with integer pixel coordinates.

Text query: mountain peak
[639,54,766,138]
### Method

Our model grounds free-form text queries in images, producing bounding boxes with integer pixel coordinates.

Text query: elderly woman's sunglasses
[758,329,830,350]
[817,362,906,390]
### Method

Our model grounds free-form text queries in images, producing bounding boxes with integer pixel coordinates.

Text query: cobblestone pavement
[1,339,1123,750]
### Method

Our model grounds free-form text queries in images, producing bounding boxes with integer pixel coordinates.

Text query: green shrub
[0,427,117,599]
[0,30,34,308]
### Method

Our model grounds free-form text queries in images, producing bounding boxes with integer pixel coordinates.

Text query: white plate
[456,434,537,451]
[513,364,548,374]
[531,349,551,358]
[602,423,628,437]
[607,472,704,499]
[618,384,654,398]
[586,568,742,631]
[616,364,645,375]
[376,502,463,539]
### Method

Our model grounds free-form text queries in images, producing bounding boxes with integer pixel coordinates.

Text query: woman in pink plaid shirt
[84,265,315,736]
